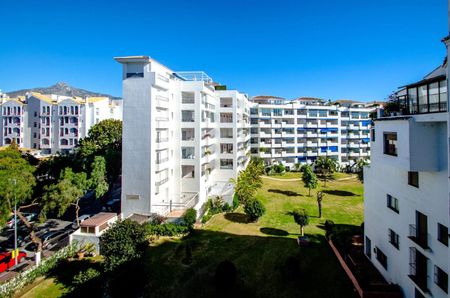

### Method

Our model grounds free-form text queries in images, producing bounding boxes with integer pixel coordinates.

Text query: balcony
[408,247,429,294]
[408,224,429,250]
[156,157,169,164]
[155,177,169,187]
[156,137,169,143]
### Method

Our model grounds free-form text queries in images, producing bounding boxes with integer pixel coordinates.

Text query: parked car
[0,251,26,273]
[3,213,37,229]
[102,198,120,212]
[41,230,71,249]
[71,214,92,229]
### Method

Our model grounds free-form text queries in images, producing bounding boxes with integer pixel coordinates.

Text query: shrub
[232,194,239,210]
[145,223,188,236]
[100,219,147,271]
[222,202,232,212]
[201,213,212,224]
[243,199,265,222]
[182,208,197,230]
[73,268,100,286]
[215,260,237,290]
[149,213,166,225]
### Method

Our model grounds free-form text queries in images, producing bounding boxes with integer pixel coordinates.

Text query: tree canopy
[302,165,318,196]
[100,219,147,272]
[315,157,337,187]
[0,147,36,225]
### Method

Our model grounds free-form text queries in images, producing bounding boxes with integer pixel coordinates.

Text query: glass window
[220,159,233,169]
[439,80,447,112]
[437,223,448,246]
[388,229,399,249]
[408,171,419,188]
[273,109,282,117]
[318,110,327,117]
[434,265,448,294]
[383,132,397,156]
[429,82,439,112]
[408,87,418,114]
[387,194,399,213]
[418,85,428,113]
[375,247,387,269]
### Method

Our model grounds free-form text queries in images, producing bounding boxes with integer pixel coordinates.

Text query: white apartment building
[115,56,251,219]
[364,60,449,297]
[249,96,373,168]
[0,92,122,155]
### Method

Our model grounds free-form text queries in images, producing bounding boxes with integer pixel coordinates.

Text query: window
[273,109,282,117]
[220,159,233,169]
[371,128,375,142]
[408,171,419,188]
[383,132,397,156]
[434,266,448,293]
[437,223,448,246]
[365,236,372,258]
[388,229,399,249]
[220,143,233,154]
[375,247,387,269]
[387,194,399,213]
[181,92,195,104]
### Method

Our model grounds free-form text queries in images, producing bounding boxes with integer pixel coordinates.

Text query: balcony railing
[156,137,169,143]
[155,177,169,186]
[408,224,429,249]
[156,157,169,164]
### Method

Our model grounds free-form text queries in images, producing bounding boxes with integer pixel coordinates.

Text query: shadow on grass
[268,189,301,197]
[224,213,249,223]
[322,190,357,197]
[260,227,289,236]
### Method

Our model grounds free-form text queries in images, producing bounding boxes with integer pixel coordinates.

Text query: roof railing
[174,71,213,83]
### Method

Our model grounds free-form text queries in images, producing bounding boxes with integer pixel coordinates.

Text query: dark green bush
[149,213,166,225]
[73,268,100,286]
[145,223,188,236]
[243,199,266,222]
[100,219,147,271]
[182,208,197,230]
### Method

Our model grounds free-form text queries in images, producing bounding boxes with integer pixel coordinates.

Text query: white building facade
[115,56,251,219]
[116,56,375,219]
[364,62,449,297]
[249,96,373,168]
[0,92,123,155]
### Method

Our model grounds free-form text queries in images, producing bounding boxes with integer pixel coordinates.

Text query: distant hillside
[6,82,121,100]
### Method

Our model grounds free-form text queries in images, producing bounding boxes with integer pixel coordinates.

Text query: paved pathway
[261,175,356,182]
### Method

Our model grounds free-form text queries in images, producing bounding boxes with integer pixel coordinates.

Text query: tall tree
[315,157,337,187]
[302,165,318,196]
[90,156,109,199]
[42,168,90,227]
[0,146,41,249]
[78,119,122,182]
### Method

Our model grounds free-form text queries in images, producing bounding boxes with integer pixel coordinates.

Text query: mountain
[6,82,121,100]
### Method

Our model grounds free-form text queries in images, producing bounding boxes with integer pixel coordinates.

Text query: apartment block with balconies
[364,60,449,298]
[115,56,251,219]
[249,96,374,169]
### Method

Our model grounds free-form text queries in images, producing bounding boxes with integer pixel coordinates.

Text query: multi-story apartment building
[364,59,449,297]
[115,56,251,218]
[249,96,373,168]
[0,92,122,155]
[115,56,374,219]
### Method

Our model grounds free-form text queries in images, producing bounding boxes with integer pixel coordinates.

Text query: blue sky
[0,0,447,101]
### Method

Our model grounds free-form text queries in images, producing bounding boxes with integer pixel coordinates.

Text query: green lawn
[147,173,363,297]
[17,173,363,298]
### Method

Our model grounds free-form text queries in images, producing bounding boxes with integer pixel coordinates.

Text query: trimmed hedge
[145,223,189,236]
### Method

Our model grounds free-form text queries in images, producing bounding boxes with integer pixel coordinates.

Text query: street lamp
[13,178,18,266]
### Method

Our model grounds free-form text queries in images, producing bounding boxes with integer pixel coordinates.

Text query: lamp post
[13,178,17,266]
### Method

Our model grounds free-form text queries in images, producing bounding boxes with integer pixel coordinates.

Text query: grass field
[16,173,363,298]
